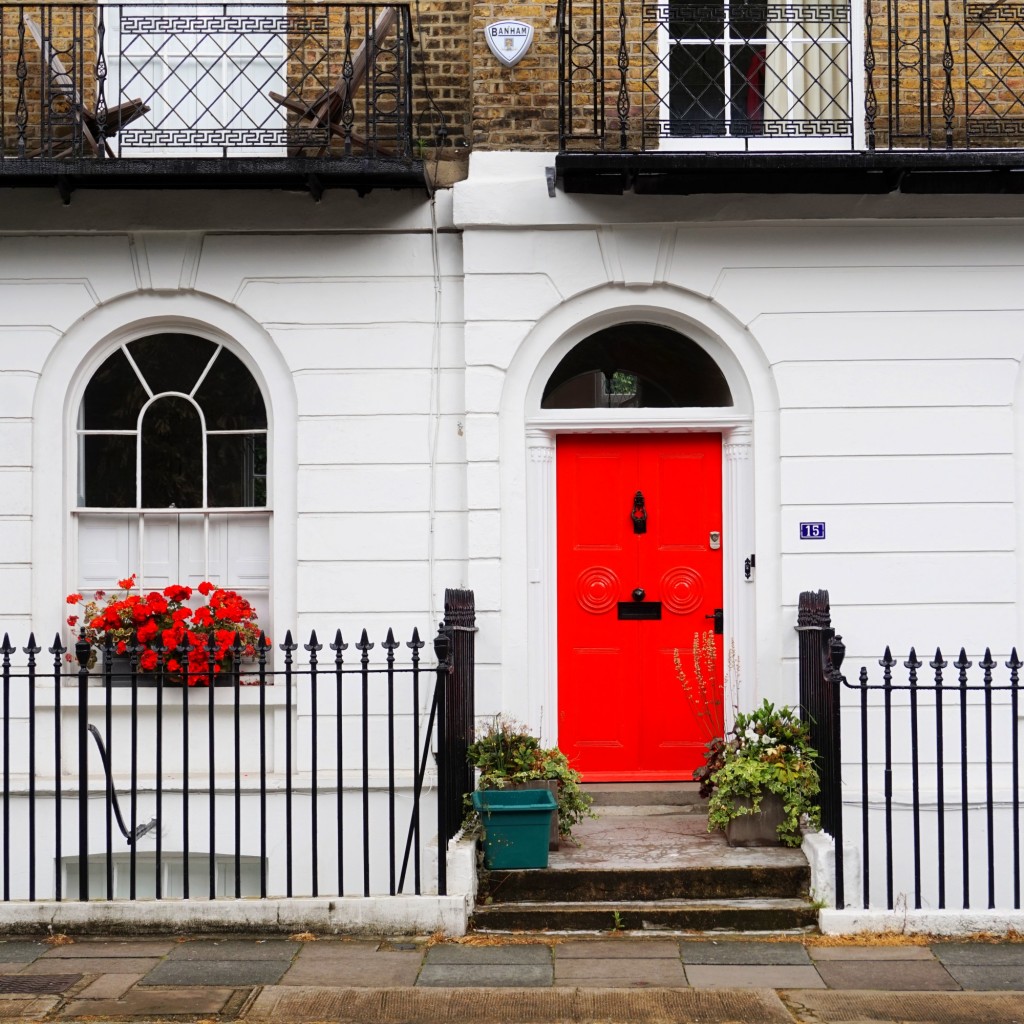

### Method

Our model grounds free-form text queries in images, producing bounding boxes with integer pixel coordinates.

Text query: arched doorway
[546,324,735,781]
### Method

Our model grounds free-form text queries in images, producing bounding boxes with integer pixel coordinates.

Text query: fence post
[443,588,476,837]
[796,590,846,907]
[823,633,846,909]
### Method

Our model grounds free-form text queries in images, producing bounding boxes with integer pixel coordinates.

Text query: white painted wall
[2,158,1024,910]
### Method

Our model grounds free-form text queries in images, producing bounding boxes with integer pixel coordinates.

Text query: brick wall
[468,0,559,149]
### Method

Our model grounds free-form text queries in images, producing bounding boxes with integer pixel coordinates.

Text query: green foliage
[704,700,821,847]
[466,716,596,839]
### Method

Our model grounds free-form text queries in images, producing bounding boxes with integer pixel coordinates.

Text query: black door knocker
[631,491,647,534]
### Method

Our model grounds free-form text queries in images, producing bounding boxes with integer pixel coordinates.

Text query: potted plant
[466,715,595,849]
[702,699,820,847]
[66,575,265,686]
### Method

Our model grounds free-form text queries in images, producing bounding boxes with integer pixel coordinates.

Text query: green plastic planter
[472,789,557,869]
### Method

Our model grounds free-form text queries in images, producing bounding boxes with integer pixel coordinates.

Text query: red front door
[556,433,724,781]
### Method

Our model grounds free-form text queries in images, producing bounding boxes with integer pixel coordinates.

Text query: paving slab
[554,959,687,987]
[556,940,681,959]
[280,953,421,987]
[933,942,1024,965]
[167,938,299,960]
[75,972,143,999]
[63,985,235,1017]
[244,985,795,1023]
[0,995,60,1018]
[680,941,811,965]
[808,945,936,960]
[425,944,552,966]
[41,938,177,958]
[813,959,960,991]
[941,964,1024,990]
[416,964,554,987]
[781,989,1024,1023]
[0,944,46,964]
[22,956,160,974]
[0,966,27,976]
[290,940,386,959]
[685,964,826,989]
[141,958,289,986]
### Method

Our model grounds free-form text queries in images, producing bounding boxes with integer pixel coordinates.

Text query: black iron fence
[0,591,475,903]
[1,3,413,161]
[798,590,1023,912]
[559,0,1024,151]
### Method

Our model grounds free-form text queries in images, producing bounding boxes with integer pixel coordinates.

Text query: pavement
[0,934,1022,1022]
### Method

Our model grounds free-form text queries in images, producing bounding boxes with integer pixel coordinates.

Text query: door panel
[556,433,723,781]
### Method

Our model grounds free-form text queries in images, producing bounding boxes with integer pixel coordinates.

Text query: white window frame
[31,295,297,642]
[73,335,271,622]
[651,0,863,152]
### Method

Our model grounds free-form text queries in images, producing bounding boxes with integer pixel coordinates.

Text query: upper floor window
[75,333,270,622]
[657,1,853,148]
[542,323,733,408]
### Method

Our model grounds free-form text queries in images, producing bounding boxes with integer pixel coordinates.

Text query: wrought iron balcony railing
[0,2,416,181]
[558,0,1024,152]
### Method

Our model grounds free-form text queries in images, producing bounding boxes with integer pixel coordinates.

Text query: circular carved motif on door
[576,567,619,614]
[661,567,704,614]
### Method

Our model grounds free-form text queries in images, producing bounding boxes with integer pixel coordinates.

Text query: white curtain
[762,2,851,136]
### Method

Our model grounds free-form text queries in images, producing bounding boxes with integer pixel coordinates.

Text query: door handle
[705,608,723,635]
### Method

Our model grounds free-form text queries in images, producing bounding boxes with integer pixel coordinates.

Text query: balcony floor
[0,156,426,200]
[555,149,1024,196]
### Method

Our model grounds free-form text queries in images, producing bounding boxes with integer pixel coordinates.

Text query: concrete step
[470,897,819,934]
[581,783,705,808]
[479,863,810,904]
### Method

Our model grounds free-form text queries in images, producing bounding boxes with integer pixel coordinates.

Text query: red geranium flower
[67,574,262,684]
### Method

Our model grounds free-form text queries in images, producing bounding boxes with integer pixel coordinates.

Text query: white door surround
[490,288,781,745]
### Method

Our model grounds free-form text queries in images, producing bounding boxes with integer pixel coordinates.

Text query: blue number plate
[799,522,826,540]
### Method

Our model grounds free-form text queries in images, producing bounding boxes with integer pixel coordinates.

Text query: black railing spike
[1,635,13,657]
[931,647,947,684]
[955,647,972,678]
[356,629,373,652]
[880,646,895,670]
[981,648,996,681]
[859,666,869,684]
[1007,648,1022,679]
[905,648,922,681]
[407,626,425,650]
[305,630,323,653]
[48,633,64,658]
[383,628,399,651]
[330,629,348,653]
[280,630,298,652]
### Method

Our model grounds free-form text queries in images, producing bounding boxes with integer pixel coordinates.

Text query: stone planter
[724,791,785,847]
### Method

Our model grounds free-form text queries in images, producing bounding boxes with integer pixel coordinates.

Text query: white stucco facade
[3,151,1024,914]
